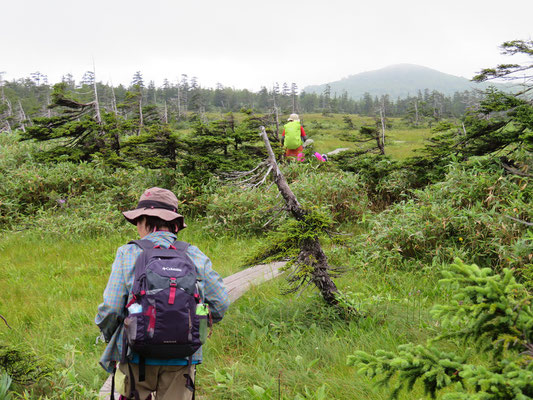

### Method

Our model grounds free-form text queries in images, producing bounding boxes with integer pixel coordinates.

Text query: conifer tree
[20,82,120,162]
[349,260,533,399]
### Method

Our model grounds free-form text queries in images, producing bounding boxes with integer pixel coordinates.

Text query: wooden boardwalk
[99,261,286,399]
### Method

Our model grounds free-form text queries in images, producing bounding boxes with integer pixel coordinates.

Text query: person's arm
[281,129,285,145]
[188,246,230,323]
[95,247,129,341]
[301,126,307,142]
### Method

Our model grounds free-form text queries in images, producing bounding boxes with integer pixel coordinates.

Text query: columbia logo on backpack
[162,267,183,272]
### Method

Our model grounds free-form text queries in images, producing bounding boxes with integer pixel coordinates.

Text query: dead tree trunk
[272,89,280,142]
[138,94,143,135]
[111,85,118,116]
[259,126,339,305]
[177,86,181,119]
[274,106,280,142]
[378,106,386,155]
[18,100,27,132]
[92,65,102,126]
[414,99,419,126]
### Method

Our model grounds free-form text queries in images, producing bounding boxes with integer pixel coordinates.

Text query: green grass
[0,224,452,399]
[384,128,431,160]
[0,223,263,398]
[188,257,449,399]
[299,113,431,160]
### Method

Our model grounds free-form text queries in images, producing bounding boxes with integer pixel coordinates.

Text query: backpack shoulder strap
[128,239,156,251]
[172,240,190,252]
[127,240,155,283]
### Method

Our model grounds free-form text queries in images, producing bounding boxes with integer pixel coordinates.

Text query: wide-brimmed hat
[122,187,187,230]
[287,113,300,122]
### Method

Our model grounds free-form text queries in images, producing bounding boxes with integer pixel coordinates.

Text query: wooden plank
[224,262,285,303]
[99,261,286,398]
[223,262,285,285]
[99,375,118,399]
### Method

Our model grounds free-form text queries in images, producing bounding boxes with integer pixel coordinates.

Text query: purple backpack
[123,239,207,360]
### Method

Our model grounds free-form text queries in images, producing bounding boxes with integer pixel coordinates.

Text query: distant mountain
[303,64,504,99]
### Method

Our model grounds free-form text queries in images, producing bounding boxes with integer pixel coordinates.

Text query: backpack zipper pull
[168,277,177,305]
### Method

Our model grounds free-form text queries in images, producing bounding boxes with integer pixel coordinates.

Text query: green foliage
[409,40,533,180]
[342,115,355,130]
[203,163,369,235]
[350,154,532,276]
[18,83,110,163]
[350,344,465,399]
[473,40,533,83]
[349,260,533,399]
[179,113,268,185]
[432,262,532,355]
[0,373,12,400]
[121,124,178,168]
[245,208,334,267]
[458,89,533,155]
[0,345,50,385]
[331,152,414,206]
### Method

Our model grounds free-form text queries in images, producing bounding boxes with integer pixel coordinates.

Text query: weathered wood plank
[99,261,286,398]
[224,261,285,302]
[99,376,118,399]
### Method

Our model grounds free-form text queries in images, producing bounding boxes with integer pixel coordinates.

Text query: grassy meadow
[1,112,530,399]
[301,113,431,158]
[1,229,447,399]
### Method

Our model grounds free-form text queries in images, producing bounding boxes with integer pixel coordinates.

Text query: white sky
[1,0,531,91]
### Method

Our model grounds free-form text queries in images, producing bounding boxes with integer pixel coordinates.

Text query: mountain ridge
[303,64,501,99]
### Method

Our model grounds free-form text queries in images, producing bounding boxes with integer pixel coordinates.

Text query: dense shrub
[202,163,370,235]
[330,152,416,207]
[0,134,221,235]
[351,155,533,279]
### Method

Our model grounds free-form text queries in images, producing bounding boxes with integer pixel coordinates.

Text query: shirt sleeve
[187,246,230,323]
[95,246,130,341]
[300,126,306,137]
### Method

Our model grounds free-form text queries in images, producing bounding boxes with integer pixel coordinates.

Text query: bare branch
[0,314,11,329]
[501,160,533,178]
[505,215,533,227]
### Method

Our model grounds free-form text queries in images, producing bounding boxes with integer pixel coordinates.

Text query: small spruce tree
[349,259,533,399]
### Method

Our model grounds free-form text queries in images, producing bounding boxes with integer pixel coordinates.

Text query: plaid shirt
[95,231,230,373]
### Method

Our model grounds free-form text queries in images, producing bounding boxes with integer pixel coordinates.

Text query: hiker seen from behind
[96,187,230,400]
[281,113,307,161]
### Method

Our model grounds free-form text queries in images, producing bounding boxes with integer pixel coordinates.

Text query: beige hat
[122,187,187,230]
[287,113,300,122]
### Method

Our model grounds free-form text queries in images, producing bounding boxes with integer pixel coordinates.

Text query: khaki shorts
[118,362,195,400]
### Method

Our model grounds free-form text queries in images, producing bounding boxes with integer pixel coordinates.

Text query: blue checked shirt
[95,231,230,373]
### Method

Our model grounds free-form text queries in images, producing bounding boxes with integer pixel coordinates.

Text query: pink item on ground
[314,152,326,162]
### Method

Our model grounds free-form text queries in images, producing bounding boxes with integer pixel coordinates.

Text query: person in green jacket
[281,114,307,160]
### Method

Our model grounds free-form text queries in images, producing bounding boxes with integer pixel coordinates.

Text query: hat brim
[123,208,187,230]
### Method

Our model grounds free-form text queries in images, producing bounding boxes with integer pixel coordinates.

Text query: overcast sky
[1,0,531,91]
